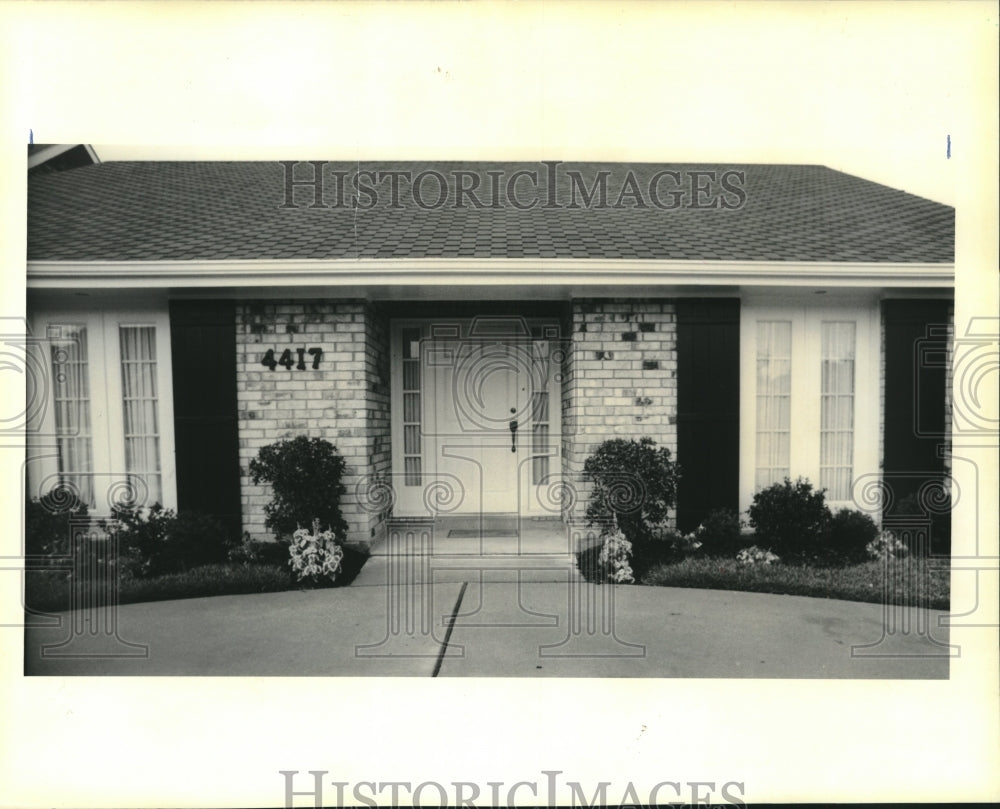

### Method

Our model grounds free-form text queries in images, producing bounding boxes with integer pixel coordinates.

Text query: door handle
[509,419,518,452]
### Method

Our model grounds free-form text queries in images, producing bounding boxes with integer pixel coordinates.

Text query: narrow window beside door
[530,339,551,485]
[401,327,422,486]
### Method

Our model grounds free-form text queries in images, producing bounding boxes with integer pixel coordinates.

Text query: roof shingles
[27,161,954,263]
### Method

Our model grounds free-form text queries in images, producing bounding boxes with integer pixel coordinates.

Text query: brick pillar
[562,299,679,524]
[235,300,392,548]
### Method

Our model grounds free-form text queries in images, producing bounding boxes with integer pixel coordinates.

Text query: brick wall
[561,299,679,522]
[235,300,391,547]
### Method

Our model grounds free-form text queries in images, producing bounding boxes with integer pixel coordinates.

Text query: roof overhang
[27,144,100,169]
[26,258,955,292]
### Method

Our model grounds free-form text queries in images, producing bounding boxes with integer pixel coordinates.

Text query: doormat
[447,529,519,538]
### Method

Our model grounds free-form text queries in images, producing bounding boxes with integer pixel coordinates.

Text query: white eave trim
[26,258,955,290]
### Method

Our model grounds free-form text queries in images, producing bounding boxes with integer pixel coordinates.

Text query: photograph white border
[1,2,997,806]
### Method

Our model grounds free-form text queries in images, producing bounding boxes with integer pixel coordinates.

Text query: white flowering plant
[678,530,704,554]
[598,524,635,584]
[866,530,909,561]
[736,545,781,566]
[288,518,345,585]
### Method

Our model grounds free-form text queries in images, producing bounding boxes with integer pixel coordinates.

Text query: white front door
[390,318,561,517]
[430,339,524,514]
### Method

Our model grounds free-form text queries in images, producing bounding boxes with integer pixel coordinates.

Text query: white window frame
[739,296,879,515]
[27,303,177,515]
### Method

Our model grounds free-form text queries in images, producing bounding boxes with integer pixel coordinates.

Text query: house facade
[25,160,955,548]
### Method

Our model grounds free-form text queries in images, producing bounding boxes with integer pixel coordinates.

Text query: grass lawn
[640,556,950,610]
[25,548,369,612]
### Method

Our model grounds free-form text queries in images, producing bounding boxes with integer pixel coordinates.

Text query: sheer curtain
[755,321,792,490]
[820,322,855,500]
[120,326,162,504]
[50,325,95,506]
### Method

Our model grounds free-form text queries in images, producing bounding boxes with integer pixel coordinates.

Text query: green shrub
[100,503,233,579]
[583,437,680,548]
[576,542,609,583]
[577,527,698,583]
[630,529,699,579]
[227,534,292,567]
[248,436,348,540]
[694,508,749,558]
[823,508,880,564]
[24,489,90,565]
[892,492,952,555]
[747,477,831,560]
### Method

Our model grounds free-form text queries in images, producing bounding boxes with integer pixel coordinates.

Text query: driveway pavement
[24,567,951,677]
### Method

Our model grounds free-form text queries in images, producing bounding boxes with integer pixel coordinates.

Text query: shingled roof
[27,161,954,263]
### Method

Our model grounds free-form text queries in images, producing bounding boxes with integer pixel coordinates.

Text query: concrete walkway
[24,572,951,678]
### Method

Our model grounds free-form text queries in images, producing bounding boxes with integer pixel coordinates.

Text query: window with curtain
[820,321,856,500]
[119,326,162,504]
[49,325,95,506]
[755,321,792,490]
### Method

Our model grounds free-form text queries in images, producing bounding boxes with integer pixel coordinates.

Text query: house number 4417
[260,347,323,371]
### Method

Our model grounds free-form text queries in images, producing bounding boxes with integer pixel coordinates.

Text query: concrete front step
[352,552,584,586]
[428,554,576,569]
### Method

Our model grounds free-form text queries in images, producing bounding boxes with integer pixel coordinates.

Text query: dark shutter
[169,301,241,540]
[882,299,951,510]
[675,299,740,533]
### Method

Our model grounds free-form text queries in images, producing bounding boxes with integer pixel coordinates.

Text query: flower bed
[640,556,949,610]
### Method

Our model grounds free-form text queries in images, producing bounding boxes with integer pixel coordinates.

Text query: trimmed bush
[630,529,701,579]
[576,542,609,584]
[24,489,90,567]
[823,508,880,564]
[583,437,680,547]
[100,503,233,579]
[577,527,699,583]
[248,436,348,540]
[747,477,830,560]
[228,534,292,567]
[694,508,749,558]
